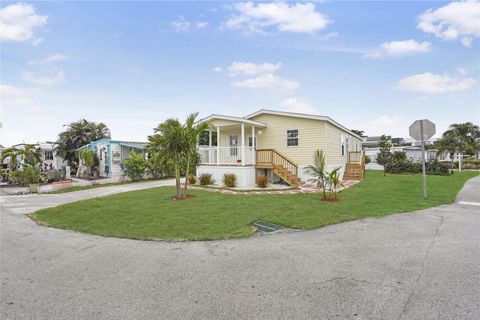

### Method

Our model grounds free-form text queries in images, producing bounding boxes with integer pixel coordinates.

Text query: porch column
[208,130,212,164]
[216,126,220,165]
[241,123,245,166]
[252,125,256,165]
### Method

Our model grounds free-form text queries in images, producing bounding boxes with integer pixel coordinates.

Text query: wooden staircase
[343,151,366,180]
[256,149,300,186]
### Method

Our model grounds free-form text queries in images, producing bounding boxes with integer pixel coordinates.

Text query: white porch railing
[198,146,255,165]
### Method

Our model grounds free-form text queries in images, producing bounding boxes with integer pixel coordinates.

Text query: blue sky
[1,1,479,146]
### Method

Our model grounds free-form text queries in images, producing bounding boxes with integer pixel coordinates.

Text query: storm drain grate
[253,221,285,234]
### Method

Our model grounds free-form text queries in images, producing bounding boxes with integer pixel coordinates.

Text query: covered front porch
[198,115,267,166]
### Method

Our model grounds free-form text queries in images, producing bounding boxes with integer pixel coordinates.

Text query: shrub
[223,173,237,188]
[463,163,480,169]
[9,164,48,186]
[147,151,174,179]
[426,159,452,176]
[387,151,420,174]
[199,173,215,185]
[256,175,268,188]
[364,155,371,165]
[188,174,197,185]
[122,151,147,181]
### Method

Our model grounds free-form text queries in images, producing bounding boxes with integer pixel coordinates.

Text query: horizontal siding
[325,123,363,166]
[249,114,327,166]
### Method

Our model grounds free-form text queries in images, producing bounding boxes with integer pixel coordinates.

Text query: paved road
[1,177,479,320]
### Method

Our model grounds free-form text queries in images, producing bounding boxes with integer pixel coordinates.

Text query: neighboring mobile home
[197,109,364,187]
[3,142,67,171]
[77,139,147,180]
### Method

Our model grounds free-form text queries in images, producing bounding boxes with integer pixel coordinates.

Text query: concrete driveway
[1,177,479,320]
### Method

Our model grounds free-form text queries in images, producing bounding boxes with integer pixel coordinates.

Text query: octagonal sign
[409,119,435,141]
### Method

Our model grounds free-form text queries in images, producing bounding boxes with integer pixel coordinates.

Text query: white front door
[229,135,238,156]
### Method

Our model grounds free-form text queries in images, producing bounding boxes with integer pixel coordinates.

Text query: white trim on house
[244,109,362,140]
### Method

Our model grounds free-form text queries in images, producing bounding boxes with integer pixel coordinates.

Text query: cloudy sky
[1,1,479,146]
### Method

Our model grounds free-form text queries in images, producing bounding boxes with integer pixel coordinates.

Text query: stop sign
[409,119,435,141]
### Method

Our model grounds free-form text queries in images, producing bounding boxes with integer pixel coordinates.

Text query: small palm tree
[78,149,95,177]
[328,167,342,200]
[304,149,329,200]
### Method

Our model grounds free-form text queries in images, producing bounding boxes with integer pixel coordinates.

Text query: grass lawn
[34,170,479,241]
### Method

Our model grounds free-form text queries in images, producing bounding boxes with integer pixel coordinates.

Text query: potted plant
[23,164,48,193]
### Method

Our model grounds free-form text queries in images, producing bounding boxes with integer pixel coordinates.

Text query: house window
[44,151,53,160]
[287,130,298,146]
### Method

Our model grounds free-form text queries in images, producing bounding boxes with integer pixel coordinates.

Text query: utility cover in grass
[253,221,284,234]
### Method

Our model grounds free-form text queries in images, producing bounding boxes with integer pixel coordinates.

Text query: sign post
[409,119,435,199]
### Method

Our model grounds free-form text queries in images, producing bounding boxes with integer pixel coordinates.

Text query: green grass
[34,170,479,241]
[44,178,168,194]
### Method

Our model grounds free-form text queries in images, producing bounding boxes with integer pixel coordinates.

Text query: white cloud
[281,98,316,113]
[417,0,480,47]
[394,72,476,94]
[0,2,47,42]
[225,1,329,34]
[22,70,65,87]
[170,17,191,32]
[223,61,299,93]
[212,66,223,73]
[196,21,208,28]
[0,84,34,105]
[365,40,432,58]
[28,53,68,66]
[232,74,299,92]
[370,115,405,128]
[227,61,281,77]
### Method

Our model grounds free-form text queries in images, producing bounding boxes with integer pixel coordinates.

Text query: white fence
[198,146,255,165]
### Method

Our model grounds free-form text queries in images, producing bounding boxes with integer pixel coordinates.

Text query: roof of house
[198,114,267,127]
[244,109,362,140]
[77,139,147,150]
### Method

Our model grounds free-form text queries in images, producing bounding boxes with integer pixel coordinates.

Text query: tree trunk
[183,155,190,196]
[175,164,181,200]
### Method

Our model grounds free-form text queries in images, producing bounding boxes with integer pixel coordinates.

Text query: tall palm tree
[438,122,480,156]
[183,113,209,194]
[54,119,111,164]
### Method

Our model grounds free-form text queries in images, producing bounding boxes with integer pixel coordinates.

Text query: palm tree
[183,113,209,194]
[304,149,329,200]
[328,167,342,200]
[54,119,111,165]
[148,118,186,199]
[21,144,41,166]
[0,145,41,170]
[437,122,480,156]
[78,149,95,177]
[1,147,21,170]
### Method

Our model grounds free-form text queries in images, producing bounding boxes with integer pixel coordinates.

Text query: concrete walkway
[1,176,479,320]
